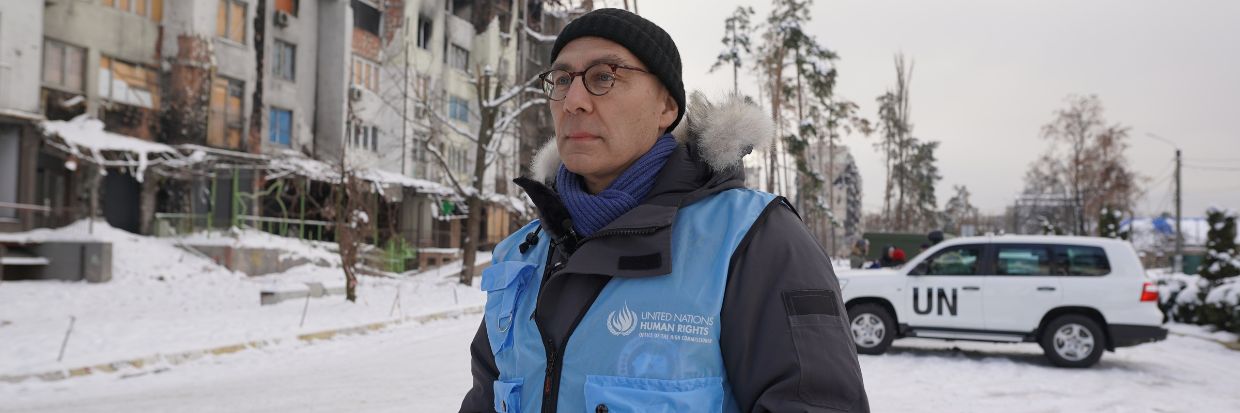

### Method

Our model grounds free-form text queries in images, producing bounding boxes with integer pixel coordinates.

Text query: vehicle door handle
[962,286,981,291]
[1037,286,1057,292]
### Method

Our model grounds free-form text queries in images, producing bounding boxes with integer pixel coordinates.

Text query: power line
[1185,157,1240,162]
[1183,164,1240,172]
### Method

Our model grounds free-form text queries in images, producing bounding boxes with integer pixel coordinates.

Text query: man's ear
[657,91,678,131]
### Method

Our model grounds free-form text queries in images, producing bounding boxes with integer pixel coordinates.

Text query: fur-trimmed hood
[509,91,777,279]
[529,91,774,185]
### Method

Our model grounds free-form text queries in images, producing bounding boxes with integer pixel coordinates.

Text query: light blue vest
[481,188,776,413]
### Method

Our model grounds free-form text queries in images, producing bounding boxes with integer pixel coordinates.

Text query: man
[850,238,870,269]
[459,8,867,413]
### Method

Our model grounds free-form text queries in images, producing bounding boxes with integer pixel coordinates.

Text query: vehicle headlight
[839,278,849,290]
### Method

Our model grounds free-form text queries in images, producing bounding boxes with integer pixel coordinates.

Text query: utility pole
[1149,133,1183,273]
[402,27,410,176]
[1175,148,1183,273]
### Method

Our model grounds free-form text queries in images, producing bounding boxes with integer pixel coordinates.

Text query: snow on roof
[358,167,457,197]
[39,115,178,182]
[481,192,530,215]
[0,108,46,122]
[524,25,558,43]
[266,150,457,197]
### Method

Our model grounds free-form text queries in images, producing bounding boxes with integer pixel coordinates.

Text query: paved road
[0,315,481,413]
[3,314,1238,413]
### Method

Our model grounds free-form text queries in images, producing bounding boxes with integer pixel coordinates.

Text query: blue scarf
[557,134,678,237]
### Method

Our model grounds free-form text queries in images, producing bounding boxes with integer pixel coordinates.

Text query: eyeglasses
[538,63,650,101]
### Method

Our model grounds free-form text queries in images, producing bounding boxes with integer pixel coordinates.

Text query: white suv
[838,235,1166,367]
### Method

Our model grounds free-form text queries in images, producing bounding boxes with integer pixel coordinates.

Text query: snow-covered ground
[2,221,1239,412]
[0,313,480,413]
[2,313,1238,413]
[0,220,487,377]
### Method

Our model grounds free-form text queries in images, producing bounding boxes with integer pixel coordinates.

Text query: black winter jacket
[459,93,869,412]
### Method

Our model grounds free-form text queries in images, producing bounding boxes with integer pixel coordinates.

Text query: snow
[419,248,461,254]
[1204,277,1240,307]
[175,227,343,267]
[0,107,45,122]
[0,315,480,413]
[523,25,557,43]
[267,150,456,197]
[0,220,490,378]
[0,218,148,244]
[39,115,178,182]
[3,315,1238,412]
[4,222,1237,411]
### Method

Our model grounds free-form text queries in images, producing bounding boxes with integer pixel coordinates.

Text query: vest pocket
[788,314,864,410]
[481,262,536,355]
[493,378,523,413]
[584,375,725,413]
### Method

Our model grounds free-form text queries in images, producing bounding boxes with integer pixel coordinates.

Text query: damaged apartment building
[0,0,565,276]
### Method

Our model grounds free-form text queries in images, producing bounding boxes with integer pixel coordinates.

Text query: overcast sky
[627,0,1239,217]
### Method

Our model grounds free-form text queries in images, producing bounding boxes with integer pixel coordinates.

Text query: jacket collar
[517,92,771,278]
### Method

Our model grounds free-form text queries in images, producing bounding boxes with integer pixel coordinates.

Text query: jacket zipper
[539,285,606,413]
[577,225,663,244]
[535,248,564,413]
[533,243,610,413]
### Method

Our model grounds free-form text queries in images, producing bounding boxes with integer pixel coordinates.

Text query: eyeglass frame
[537,63,651,101]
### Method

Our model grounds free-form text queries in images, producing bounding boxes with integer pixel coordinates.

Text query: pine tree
[1196,207,1239,332]
[1096,206,1128,239]
[1199,207,1239,282]
[710,6,756,96]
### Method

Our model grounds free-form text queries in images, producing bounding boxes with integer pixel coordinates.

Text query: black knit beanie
[550,8,685,133]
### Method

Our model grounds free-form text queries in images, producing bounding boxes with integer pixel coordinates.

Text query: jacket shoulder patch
[617,253,662,271]
[781,289,840,317]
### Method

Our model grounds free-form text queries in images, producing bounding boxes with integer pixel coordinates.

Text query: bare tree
[323,167,371,302]
[1025,95,1138,235]
[941,185,978,235]
[362,2,546,286]
[423,70,545,285]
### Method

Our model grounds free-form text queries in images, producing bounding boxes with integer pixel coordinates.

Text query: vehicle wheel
[1040,315,1105,368]
[847,303,895,355]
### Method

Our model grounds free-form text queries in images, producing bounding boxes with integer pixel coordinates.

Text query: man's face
[549,37,678,189]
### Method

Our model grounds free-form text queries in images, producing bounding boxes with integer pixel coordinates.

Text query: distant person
[928,230,945,246]
[850,238,869,269]
[875,245,898,268]
[891,248,907,266]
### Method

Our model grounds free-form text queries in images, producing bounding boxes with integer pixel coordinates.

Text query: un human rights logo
[607,302,637,336]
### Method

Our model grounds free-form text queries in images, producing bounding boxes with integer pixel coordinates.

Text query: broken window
[273,39,296,81]
[217,0,247,43]
[98,56,159,109]
[208,76,245,149]
[42,39,85,92]
[417,15,433,50]
[351,0,380,36]
[103,0,162,20]
[274,0,298,16]
[448,44,469,72]
[351,55,379,91]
